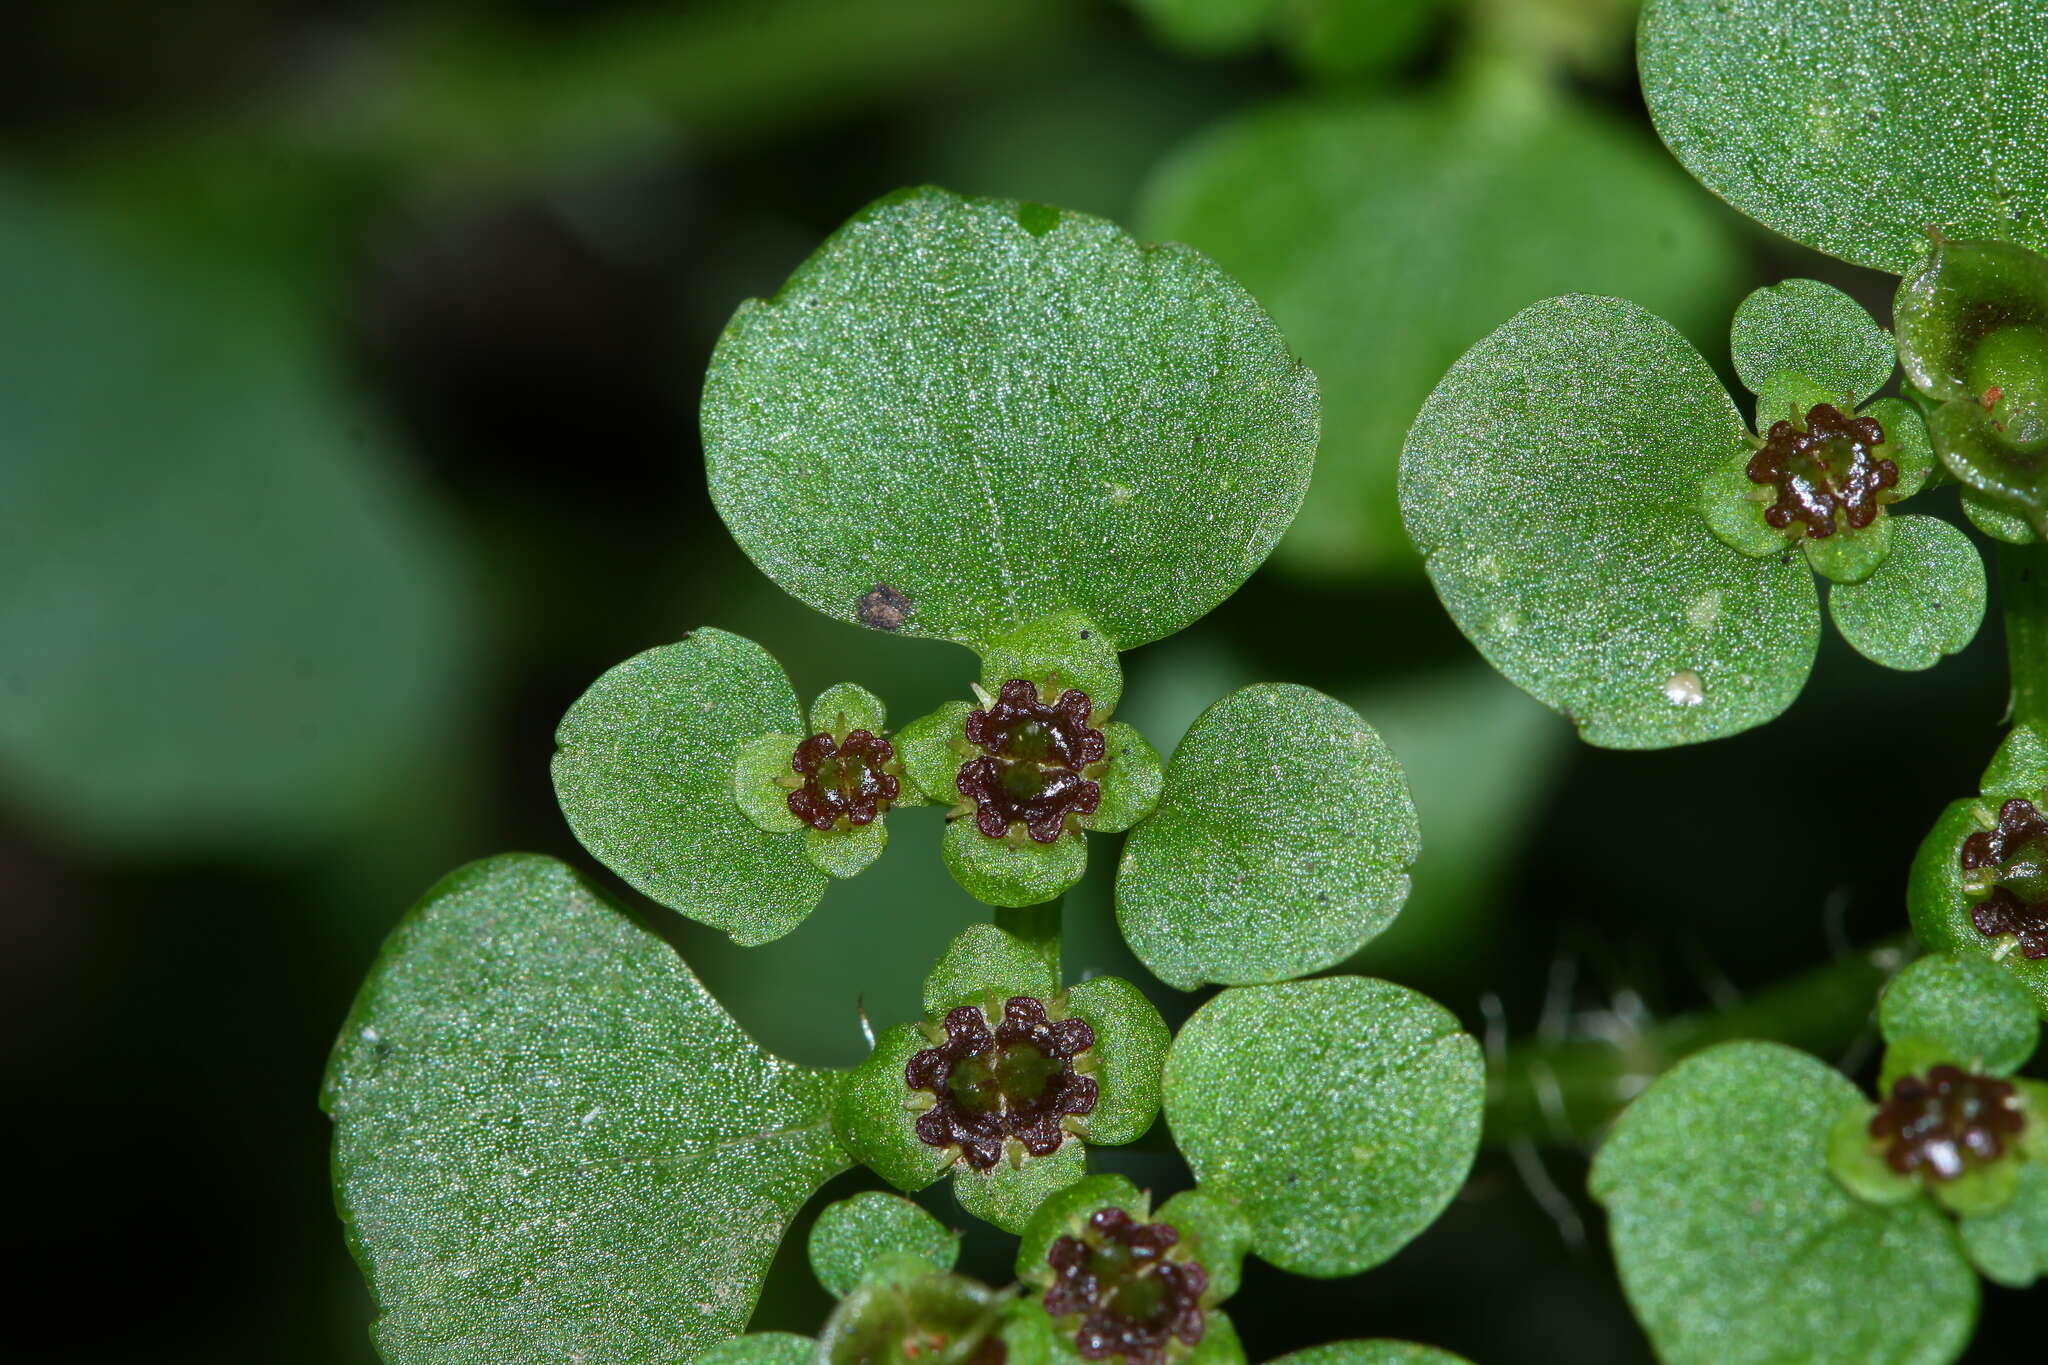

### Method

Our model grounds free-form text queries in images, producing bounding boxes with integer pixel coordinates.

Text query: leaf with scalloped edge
[702,186,1317,652]
[1589,1041,1976,1365]
[553,629,827,946]
[1730,278,1896,402]
[1164,976,1482,1277]
[1639,0,2048,274]
[1401,294,1819,748]
[1117,684,1418,989]
[323,854,850,1365]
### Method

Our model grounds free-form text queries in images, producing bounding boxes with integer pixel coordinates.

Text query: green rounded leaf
[805,820,889,879]
[322,855,850,1365]
[1063,975,1169,1146]
[922,924,1061,1015]
[1802,511,1893,587]
[1401,294,1819,748]
[1589,1041,1977,1365]
[1164,977,1483,1277]
[1827,515,1986,670]
[899,701,975,804]
[978,613,1124,718]
[1878,952,2039,1074]
[951,1135,1087,1234]
[1730,279,1896,403]
[735,731,807,833]
[554,630,827,945]
[1116,684,1419,989]
[698,1333,818,1365]
[1267,1344,1474,1365]
[809,1192,959,1297]
[833,1023,955,1193]
[1086,722,1165,833]
[1640,0,2048,273]
[1964,485,2037,545]
[1142,92,1741,576]
[702,186,1318,651]
[942,817,1088,908]
[1960,1160,2048,1288]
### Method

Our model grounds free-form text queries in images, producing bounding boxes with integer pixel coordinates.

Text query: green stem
[1485,938,1907,1147]
[996,897,1062,982]
[2001,540,2048,733]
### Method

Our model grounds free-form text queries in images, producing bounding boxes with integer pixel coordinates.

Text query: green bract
[1879,953,2041,1078]
[1163,977,1483,1277]
[1267,1344,1475,1365]
[323,855,849,1365]
[1640,0,2048,274]
[553,630,829,945]
[1896,237,2048,539]
[701,186,1318,651]
[808,1192,959,1297]
[698,1333,818,1365]
[1908,726,2048,1015]
[1117,684,1419,989]
[1959,1161,2048,1288]
[1827,516,1985,671]
[1144,89,1739,576]
[1402,294,1818,747]
[1590,1041,1977,1365]
[831,925,1168,1233]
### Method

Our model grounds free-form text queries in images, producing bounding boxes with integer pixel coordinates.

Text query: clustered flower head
[1959,796,2048,959]
[907,996,1098,1170]
[1043,1207,1208,1365]
[788,729,900,831]
[1746,402,1897,538]
[1868,1064,2027,1180]
[957,680,1106,843]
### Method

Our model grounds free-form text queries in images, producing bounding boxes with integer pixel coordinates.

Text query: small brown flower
[956,680,1106,844]
[1043,1207,1208,1365]
[1959,797,2048,959]
[1745,403,1896,539]
[1868,1064,2026,1180]
[788,730,900,831]
[905,996,1096,1170]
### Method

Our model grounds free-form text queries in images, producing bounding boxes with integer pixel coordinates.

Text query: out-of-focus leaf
[323,854,849,1365]
[1401,294,1819,748]
[1117,685,1418,990]
[1144,91,1740,576]
[1130,0,1441,78]
[1267,1344,1473,1365]
[702,187,1317,652]
[1164,977,1483,1277]
[553,630,828,946]
[1640,0,2048,273]
[1827,516,1986,671]
[1589,1041,1977,1365]
[0,176,470,855]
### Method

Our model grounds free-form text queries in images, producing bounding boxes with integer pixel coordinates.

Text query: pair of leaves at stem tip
[1401,279,1982,752]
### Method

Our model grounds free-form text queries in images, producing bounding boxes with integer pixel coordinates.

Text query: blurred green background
[2,0,2037,1359]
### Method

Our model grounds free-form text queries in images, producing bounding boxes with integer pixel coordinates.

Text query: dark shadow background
[2,0,2040,1360]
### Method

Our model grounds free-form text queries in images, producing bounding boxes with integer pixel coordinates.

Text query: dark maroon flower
[905,996,1096,1170]
[1960,797,2048,959]
[1745,403,1897,539]
[788,730,900,831]
[956,680,1106,844]
[1043,1207,1208,1365]
[1868,1064,2026,1180]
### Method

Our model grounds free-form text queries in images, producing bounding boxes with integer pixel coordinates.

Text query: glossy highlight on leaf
[1117,684,1419,989]
[702,186,1318,651]
[1401,294,1819,748]
[323,854,849,1365]
[1640,0,2048,273]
